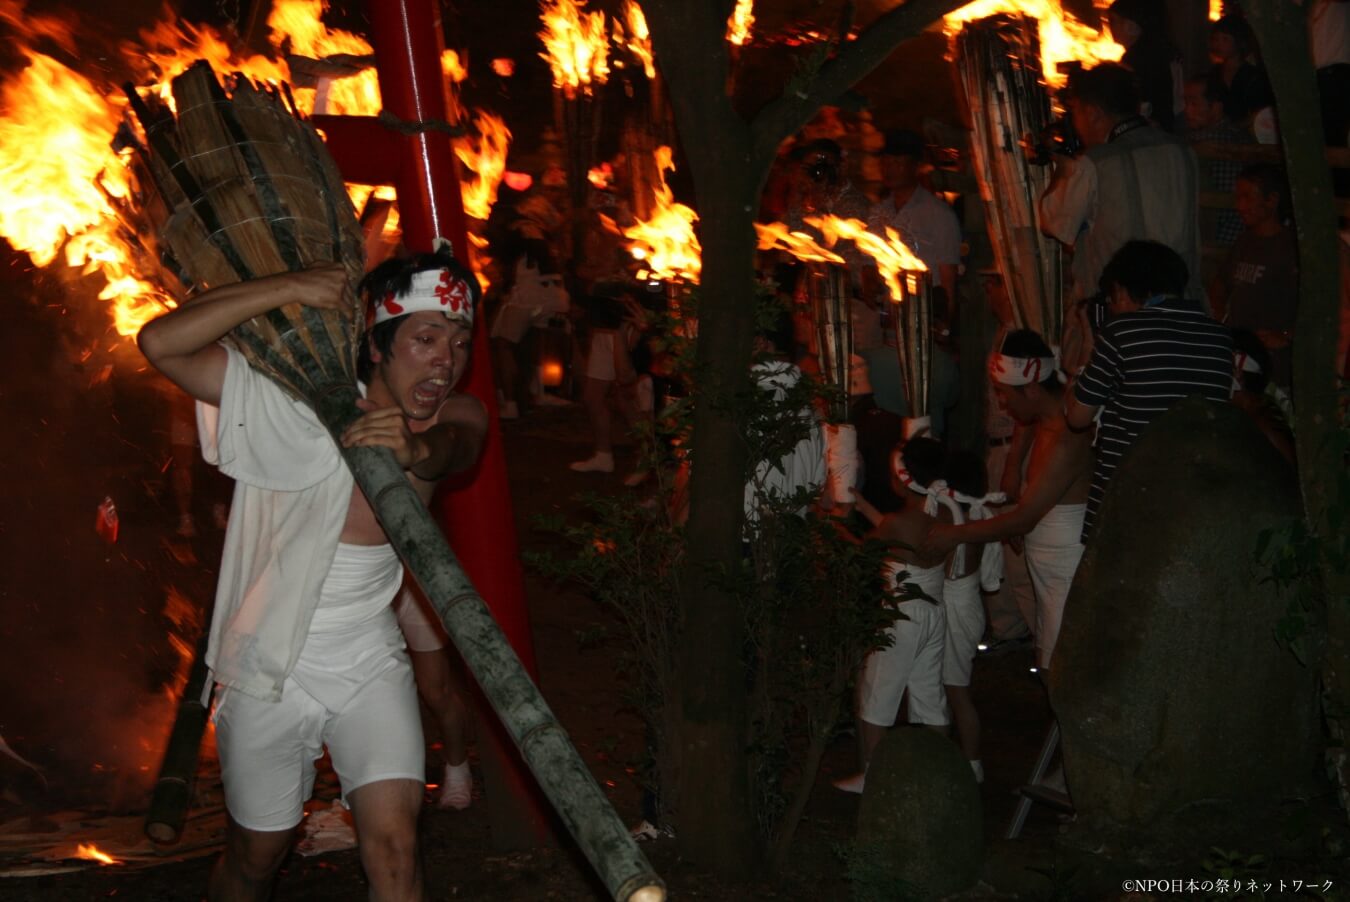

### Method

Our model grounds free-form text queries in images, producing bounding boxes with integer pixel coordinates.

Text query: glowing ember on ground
[944,1,1122,87]
[755,222,845,265]
[605,146,700,283]
[726,0,755,46]
[75,843,118,865]
[538,0,611,98]
[806,216,925,302]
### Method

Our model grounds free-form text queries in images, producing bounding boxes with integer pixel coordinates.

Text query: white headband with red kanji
[373,268,475,328]
[989,352,1060,386]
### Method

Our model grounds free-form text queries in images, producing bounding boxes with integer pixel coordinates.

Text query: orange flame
[454,112,512,222]
[754,222,845,265]
[944,1,1122,88]
[726,0,755,46]
[443,49,469,84]
[76,844,118,865]
[0,0,509,344]
[806,216,925,302]
[616,1,655,79]
[1209,0,1223,21]
[607,146,700,283]
[538,0,611,98]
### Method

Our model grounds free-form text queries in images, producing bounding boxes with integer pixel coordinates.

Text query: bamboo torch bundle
[893,271,933,426]
[955,14,1064,341]
[123,62,663,902]
[806,264,853,424]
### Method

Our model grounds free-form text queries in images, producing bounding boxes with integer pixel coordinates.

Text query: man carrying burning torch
[137,250,487,902]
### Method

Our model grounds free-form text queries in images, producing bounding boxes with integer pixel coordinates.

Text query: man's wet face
[378,311,472,420]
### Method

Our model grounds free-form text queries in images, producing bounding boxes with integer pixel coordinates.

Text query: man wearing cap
[1039,63,1202,303]
[866,128,962,304]
[138,250,487,902]
[921,329,1092,669]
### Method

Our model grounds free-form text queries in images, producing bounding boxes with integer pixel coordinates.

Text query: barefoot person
[922,330,1092,670]
[137,250,487,902]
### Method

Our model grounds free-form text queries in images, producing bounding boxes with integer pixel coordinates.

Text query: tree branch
[750,0,968,163]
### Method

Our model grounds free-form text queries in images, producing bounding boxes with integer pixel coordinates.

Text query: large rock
[1051,398,1320,828]
[855,728,981,898]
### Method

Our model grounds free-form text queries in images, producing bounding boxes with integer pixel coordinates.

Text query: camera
[805,154,840,185]
[1026,115,1083,166]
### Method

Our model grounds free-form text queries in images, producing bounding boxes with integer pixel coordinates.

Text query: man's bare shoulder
[437,392,488,428]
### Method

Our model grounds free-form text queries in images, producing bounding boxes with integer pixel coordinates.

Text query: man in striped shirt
[1064,241,1233,541]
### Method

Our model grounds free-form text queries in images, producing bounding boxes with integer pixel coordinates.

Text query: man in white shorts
[138,250,488,902]
[922,330,1092,670]
[836,436,951,794]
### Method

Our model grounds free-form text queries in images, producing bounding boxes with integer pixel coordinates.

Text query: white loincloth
[942,571,985,687]
[856,561,949,727]
[214,541,422,832]
[1024,503,1087,669]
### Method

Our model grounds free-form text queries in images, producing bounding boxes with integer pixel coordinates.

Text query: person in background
[1183,74,1252,250]
[1209,164,1298,388]
[1108,0,1182,132]
[1206,15,1274,131]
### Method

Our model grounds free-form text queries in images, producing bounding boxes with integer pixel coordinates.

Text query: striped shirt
[1074,298,1233,541]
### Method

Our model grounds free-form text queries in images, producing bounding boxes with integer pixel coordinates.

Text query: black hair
[1000,328,1061,391]
[1185,72,1226,106]
[1069,63,1142,119]
[1231,329,1270,394]
[357,248,480,383]
[899,435,945,488]
[945,450,988,499]
[1211,14,1255,55]
[1099,240,1189,301]
[1236,163,1290,221]
[755,295,797,358]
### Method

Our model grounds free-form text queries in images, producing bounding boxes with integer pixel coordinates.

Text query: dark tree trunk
[1245,0,1349,807]
[639,0,974,872]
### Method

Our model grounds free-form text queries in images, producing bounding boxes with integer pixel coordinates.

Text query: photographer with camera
[1039,63,1202,307]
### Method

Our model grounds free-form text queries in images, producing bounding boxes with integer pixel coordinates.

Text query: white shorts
[857,562,949,727]
[393,581,449,653]
[1025,503,1087,669]
[585,330,617,381]
[942,572,985,687]
[214,546,423,832]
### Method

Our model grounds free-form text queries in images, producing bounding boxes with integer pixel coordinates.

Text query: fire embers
[95,496,119,544]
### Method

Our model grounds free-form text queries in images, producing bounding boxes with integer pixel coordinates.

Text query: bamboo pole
[144,627,213,844]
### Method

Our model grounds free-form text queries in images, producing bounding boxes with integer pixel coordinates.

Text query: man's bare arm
[1063,395,1098,431]
[413,394,489,480]
[137,265,348,405]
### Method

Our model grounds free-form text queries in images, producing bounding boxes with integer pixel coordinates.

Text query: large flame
[608,146,700,283]
[455,112,512,222]
[0,0,504,342]
[615,1,655,79]
[726,0,755,46]
[944,1,1122,88]
[538,0,610,98]
[754,222,844,265]
[806,216,925,302]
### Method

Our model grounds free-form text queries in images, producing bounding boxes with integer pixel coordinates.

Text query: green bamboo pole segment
[144,627,213,843]
[310,383,665,902]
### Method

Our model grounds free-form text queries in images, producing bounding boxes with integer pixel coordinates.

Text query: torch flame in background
[607,146,701,283]
[1209,0,1223,21]
[538,0,611,98]
[726,0,755,46]
[75,843,118,865]
[807,215,925,302]
[944,0,1122,88]
[266,0,376,115]
[615,1,655,79]
[754,222,845,265]
[454,111,511,221]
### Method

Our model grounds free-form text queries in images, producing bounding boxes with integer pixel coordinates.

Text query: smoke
[0,244,217,813]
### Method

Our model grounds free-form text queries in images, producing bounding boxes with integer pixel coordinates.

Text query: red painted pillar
[365,0,552,848]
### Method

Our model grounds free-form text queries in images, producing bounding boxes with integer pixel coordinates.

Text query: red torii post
[313,0,550,848]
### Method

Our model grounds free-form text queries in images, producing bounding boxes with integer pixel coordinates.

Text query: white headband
[989,353,1058,386]
[372,268,476,328]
